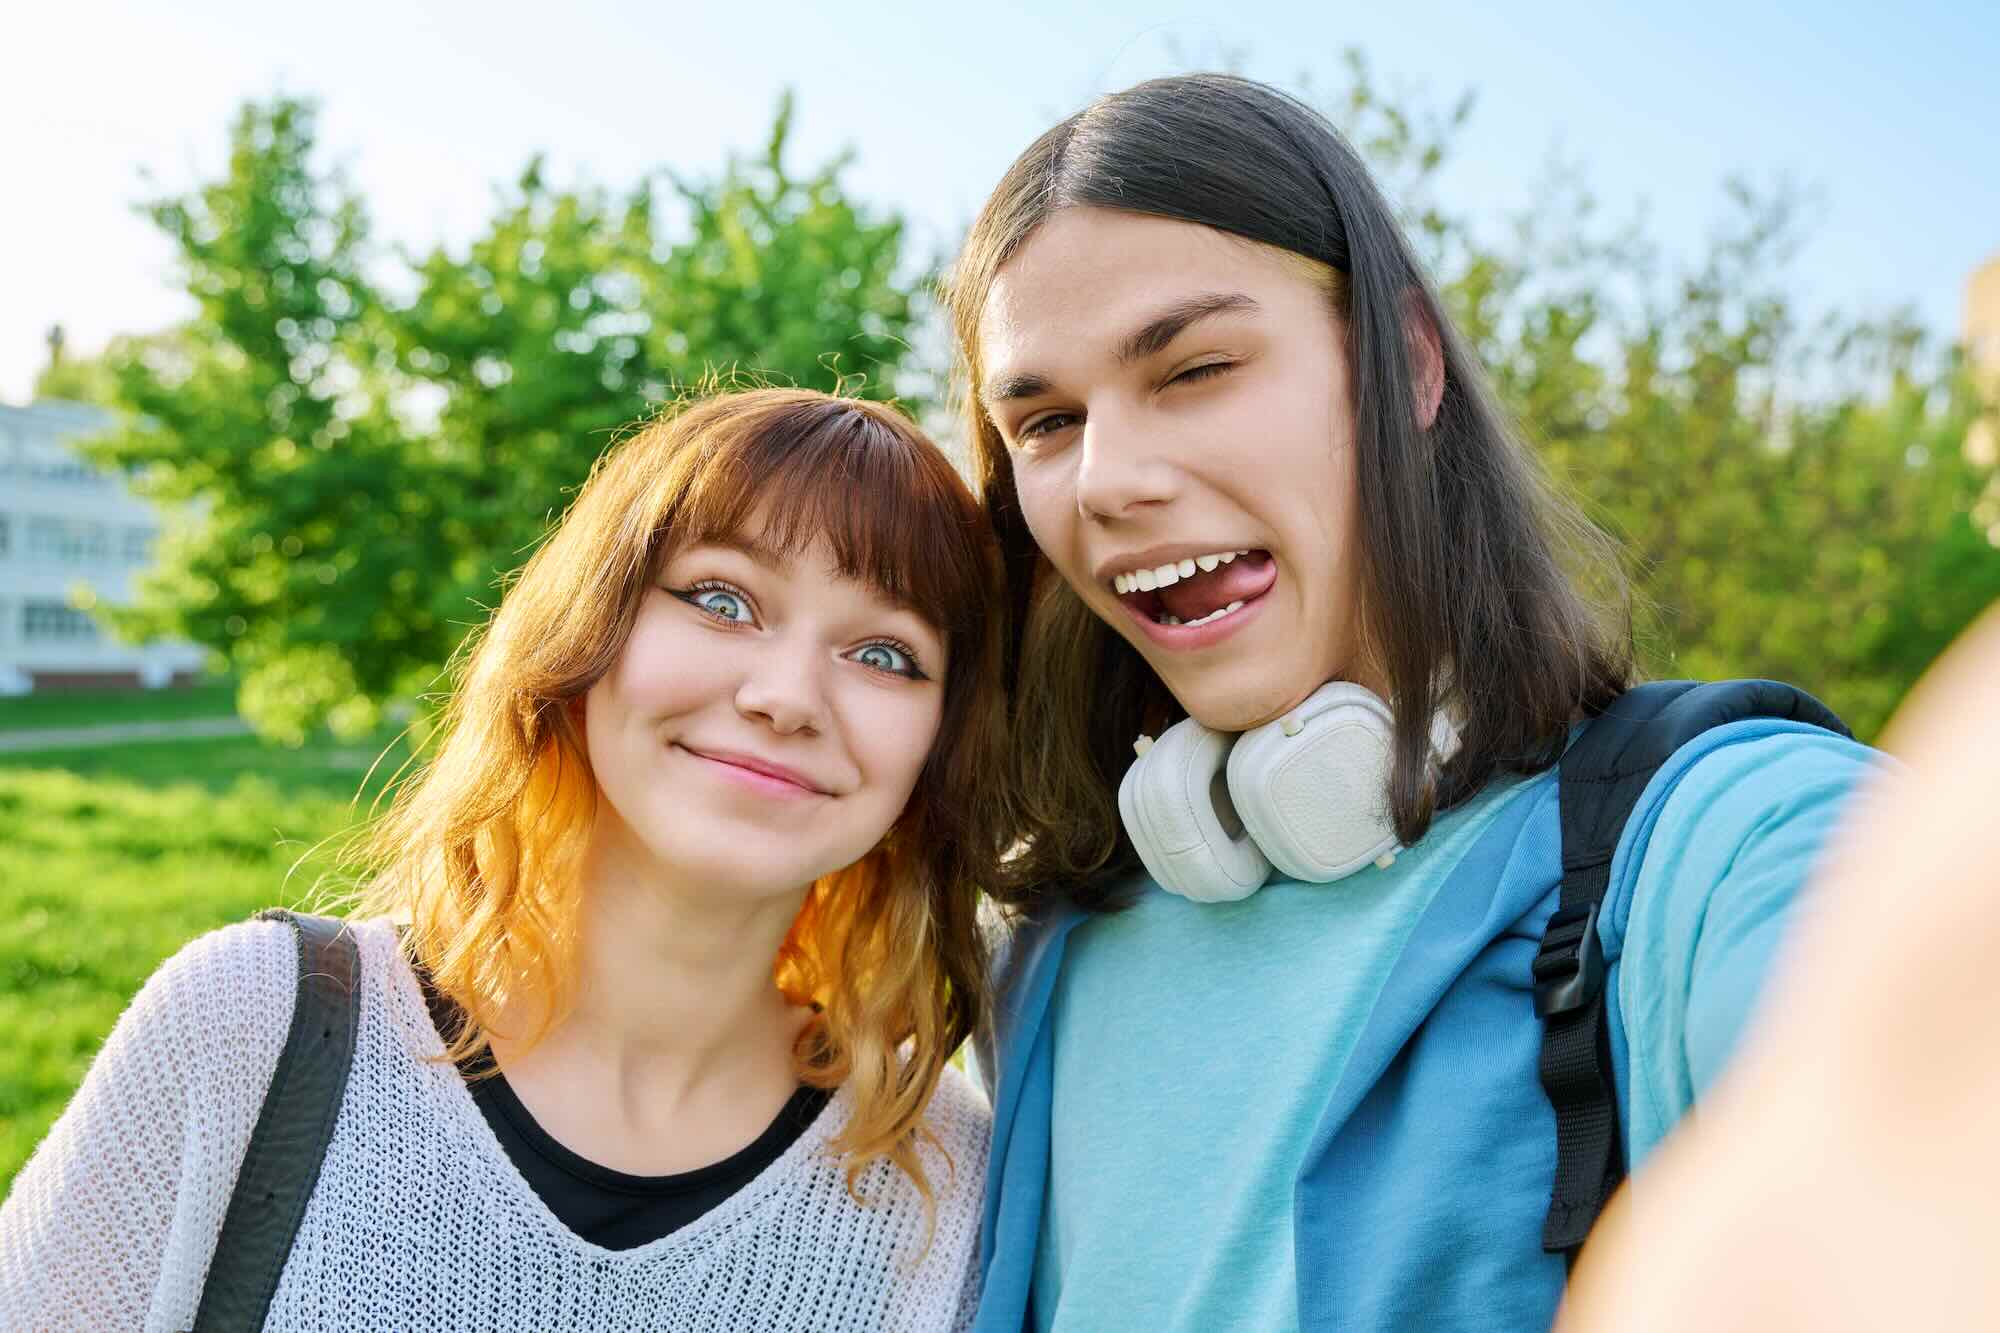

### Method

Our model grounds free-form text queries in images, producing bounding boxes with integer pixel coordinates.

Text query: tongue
[1157,553,1277,621]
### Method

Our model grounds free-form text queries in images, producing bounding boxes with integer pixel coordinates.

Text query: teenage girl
[0,388,1005,1330]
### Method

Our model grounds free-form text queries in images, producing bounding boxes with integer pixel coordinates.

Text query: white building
[0,399,206,693]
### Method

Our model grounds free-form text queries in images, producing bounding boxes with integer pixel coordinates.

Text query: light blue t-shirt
[1030,731,1875,1332]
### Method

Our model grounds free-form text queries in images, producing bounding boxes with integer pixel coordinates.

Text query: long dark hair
[947,74,1631,913]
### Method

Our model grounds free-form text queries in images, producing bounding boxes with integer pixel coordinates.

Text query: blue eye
[850,640,924,679]
[695,589,750,621]
[675,582,754,623]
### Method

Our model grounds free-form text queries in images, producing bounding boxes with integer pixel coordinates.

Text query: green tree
[390,91,921,670]
[82,97,415,741]
[1496,185,1998,739]
[1306,55,1999,738]
[84,93,925,742]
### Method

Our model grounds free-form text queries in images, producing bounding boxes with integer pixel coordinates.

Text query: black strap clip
[1533,900,1605,1018]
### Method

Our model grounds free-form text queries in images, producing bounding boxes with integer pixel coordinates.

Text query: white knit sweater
[0,918,989,1331]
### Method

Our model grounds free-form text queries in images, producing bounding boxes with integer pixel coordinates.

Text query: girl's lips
[675,745,828,797]
[1120,579,1272,651]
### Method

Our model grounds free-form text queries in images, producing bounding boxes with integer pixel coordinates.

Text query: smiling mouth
[1112,549,1278,627]
[676,744,829,797]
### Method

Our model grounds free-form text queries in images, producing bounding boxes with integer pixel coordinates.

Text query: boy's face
[977,207,1376,731]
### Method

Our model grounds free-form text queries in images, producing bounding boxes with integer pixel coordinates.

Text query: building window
[20,458,103,486]
[26,517,111,563]
[0,514,9,558]
[124,526,157,562]
[22,601,101,642]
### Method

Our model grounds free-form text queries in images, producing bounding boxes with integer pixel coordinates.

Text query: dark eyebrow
[1117,292,1260,364]
[980,292,1261,410]
[981,371,1053,408]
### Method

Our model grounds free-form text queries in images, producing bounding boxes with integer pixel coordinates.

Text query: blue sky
[4,0,1996,401]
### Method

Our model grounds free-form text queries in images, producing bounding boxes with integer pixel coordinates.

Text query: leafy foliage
[1312,56,1999,738]
[80,94,923,741]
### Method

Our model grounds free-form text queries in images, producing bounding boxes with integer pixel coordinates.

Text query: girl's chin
[603,834,842,906]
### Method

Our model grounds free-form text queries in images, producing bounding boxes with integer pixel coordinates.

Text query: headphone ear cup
[1226,683,1401,882]
[1118,717,1273,903]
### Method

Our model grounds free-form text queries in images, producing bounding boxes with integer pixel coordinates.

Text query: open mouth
[1113,549,1278,631]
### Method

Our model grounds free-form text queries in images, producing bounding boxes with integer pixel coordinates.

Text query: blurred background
[2,0,1997,1186]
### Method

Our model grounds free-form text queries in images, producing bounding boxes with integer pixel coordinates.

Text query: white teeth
[1155,599,1247,629]
[1110,548,1253,593]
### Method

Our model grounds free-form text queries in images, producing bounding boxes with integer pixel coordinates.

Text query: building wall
[0,400,206,693]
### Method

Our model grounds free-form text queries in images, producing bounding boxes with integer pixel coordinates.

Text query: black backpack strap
[191,910,361,1332]
[1536,680,1850,1263]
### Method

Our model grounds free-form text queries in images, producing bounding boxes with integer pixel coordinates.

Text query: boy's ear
[1404,293,1446,431]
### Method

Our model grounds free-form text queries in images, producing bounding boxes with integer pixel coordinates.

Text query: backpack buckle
[1533,901,1605,1017]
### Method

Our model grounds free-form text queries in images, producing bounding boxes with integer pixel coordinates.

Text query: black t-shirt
[418,967,831,1251]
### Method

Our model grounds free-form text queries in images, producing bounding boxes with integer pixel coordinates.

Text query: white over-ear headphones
[1116,681,1461,903]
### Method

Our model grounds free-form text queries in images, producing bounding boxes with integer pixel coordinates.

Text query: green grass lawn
[0,694,417,1191]
[1,729,414,801]
[0,681,240,733]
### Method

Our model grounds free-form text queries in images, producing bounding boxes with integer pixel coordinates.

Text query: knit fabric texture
[0,917,988,1331]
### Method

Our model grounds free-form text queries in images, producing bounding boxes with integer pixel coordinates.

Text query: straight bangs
[661,394,990,682]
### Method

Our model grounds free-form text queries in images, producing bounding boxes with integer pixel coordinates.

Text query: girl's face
[583,524,947,902]
[977,207,1372,731]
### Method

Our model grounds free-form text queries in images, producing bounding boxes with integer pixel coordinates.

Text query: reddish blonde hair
[355,388,1006,1207]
